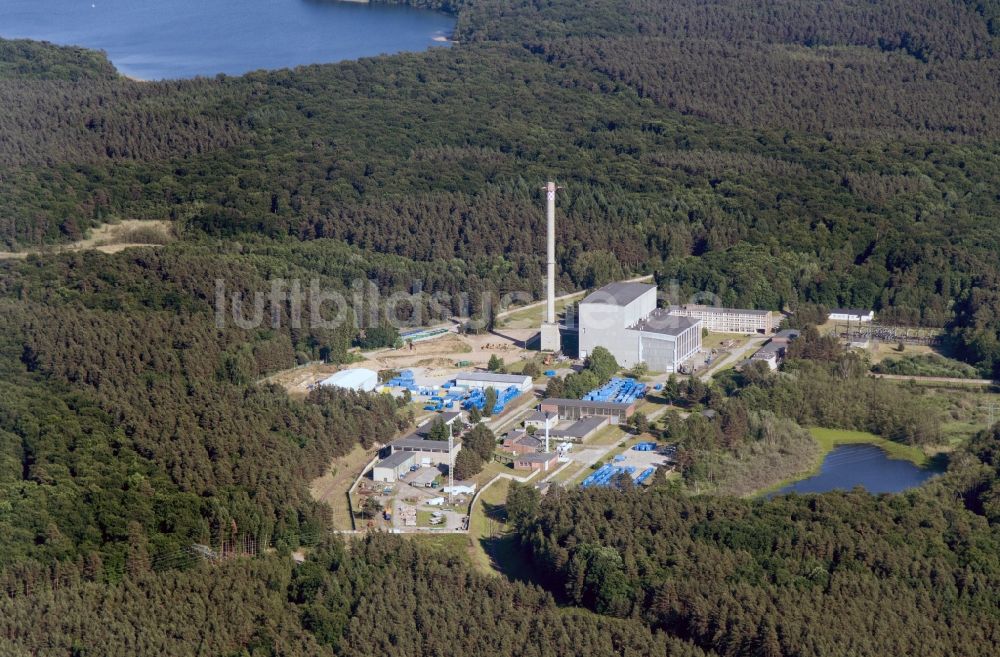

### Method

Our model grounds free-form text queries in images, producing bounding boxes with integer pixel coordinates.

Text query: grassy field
[868,342,936,363]
[702,333,750,350]
[809,428,929,465]
[495,292,586,329]
[588,423,628,446]
[309,443,378,530]
[468,477,518,576]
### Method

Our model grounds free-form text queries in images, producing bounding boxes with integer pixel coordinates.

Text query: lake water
[770,444,936,496]
[0,0,455,80]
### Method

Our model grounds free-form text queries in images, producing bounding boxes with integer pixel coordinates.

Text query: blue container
[544,370,557,377]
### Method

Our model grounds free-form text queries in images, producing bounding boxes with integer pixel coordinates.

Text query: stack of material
[397,505,417,527]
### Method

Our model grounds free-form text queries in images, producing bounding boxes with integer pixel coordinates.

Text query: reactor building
[578,282,702,373]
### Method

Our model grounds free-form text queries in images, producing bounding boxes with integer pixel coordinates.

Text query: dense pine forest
[2,0,1000,654]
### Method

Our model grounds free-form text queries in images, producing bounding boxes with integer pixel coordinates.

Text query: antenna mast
[448,421,454,504]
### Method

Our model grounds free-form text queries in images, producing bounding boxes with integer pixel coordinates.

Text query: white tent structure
[319,368,378,392]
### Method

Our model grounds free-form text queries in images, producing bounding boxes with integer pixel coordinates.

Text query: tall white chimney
[546,181,557,325]
[540,181,561,353]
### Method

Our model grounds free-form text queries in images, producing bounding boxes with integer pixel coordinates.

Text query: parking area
[615,444,675,472]
[402,465,443,488]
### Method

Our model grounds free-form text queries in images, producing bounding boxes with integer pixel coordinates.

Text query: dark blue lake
[0,0,455,80]
[771,444,936,496]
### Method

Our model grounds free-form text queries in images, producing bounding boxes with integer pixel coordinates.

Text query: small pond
[769,443,937,497]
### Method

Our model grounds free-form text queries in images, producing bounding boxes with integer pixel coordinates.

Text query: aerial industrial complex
[339,182,879,535]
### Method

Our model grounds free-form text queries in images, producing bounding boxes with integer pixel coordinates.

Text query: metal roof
[454,372,532,385]
[375,451,415,469]
[671,304,771,316]
[319,367,378,391]
[581,282,656,307]
[541,398,635,410]
[390,437,452,452]
[552,416,607,437]
[830,308,873,316]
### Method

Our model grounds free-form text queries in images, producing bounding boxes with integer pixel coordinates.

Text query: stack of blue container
[632,442,657,452]
[461,385,521,415]
[387,369,419,391]
[634,467,656,485]
[582,377,647,405]
[581,464,637,488]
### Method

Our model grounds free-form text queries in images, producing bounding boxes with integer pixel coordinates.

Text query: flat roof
[830,308,873,316]
[375,451,415,469]
[515,452,557,463]
[541,398,634,410]
[561,416,608,437]
[581,282,655,307]
[415,412,463,436]
[390,437,452,452]
[671,304,771,316]
[454,372,531,385]
[630,310,701,337]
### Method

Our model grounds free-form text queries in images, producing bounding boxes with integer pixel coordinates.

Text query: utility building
[829,308,875,323]
[388,437,455,467]
[373,451,415,483]
[539,398,635,424]
[454,372,533,393]
[578,282,701,373]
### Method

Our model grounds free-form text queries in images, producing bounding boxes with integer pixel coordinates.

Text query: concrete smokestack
[546,181,556,325]
[540,181,561,353]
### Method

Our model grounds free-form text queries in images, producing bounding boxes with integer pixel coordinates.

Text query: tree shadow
[926,451,951,472]
[479,534,541,586]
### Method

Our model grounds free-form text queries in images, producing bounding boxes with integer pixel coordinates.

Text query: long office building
[668,304,775,334]
[539,398,635,424]
[578,282,701,373]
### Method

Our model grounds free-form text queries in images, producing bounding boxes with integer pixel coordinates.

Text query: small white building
[828,308,875,323]
[524,410,558,431]
[319,367,379,392]
[454,371,533,393]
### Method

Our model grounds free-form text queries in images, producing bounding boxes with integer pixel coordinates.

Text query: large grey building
[578,282,702,373]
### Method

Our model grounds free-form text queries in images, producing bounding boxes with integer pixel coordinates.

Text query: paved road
[698,336,768,381]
